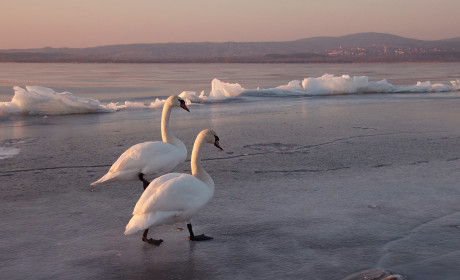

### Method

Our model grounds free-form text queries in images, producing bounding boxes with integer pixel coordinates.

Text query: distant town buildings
[325,45,447,57]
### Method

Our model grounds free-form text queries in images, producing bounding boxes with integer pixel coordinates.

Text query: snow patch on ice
[209,78,245,99]
[0,86,114,116]
[1,75,458,117]
[450,79,460,90]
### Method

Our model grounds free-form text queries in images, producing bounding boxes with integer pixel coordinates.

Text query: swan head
[203,129,223,151]
[167,95,190,112]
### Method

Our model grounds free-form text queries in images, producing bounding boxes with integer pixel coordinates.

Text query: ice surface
[275,80,303,91]
[179,91,204,103]
[2,74,458,117]
[0,138,35,160]
[300,74,456,94]
[0,87,174,116]
[108,98,166,111]
[0,146,20,159]
[451,79,460,90]
[1,63,460,279]
[208,78,245,99]
[0,86,113,116]
[1,93,460,279]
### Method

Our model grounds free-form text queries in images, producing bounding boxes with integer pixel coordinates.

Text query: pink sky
[1,0,460,49]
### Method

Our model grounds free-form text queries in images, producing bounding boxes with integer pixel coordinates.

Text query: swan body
[124,129,222,243]
[91,95,189,185]
[124,172,213,235]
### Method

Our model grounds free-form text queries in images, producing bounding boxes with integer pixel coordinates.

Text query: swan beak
[180,103,190,112]
[214,141,223,151]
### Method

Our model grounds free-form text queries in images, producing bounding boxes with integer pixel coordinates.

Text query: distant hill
[1,32,460,63]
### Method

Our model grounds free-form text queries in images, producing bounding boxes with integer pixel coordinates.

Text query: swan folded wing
[110,141,184,174]
[124,211,183,235]
[108,142,149,172]
[141,146,186,177]
[132,173,211,215]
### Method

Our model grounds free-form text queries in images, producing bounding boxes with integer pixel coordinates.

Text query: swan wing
[110,141,182,172]
[91,141,186,184]
[133,173,211,215]
[107,142,146,172]
[124,210,183,235]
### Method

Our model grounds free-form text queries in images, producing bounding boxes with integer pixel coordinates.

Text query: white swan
[124,129,223,245]
[91,95,190,189]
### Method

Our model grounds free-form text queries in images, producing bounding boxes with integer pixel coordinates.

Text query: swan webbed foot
[142,236,164,246]
[188,234,213,241]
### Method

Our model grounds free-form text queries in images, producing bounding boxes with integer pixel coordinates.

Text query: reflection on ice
[0,138,35,160]
[0,146,20,160]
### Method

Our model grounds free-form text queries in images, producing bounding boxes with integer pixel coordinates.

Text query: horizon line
[3,32,460,51]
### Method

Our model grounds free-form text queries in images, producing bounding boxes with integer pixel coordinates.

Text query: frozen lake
[1,63,460,279]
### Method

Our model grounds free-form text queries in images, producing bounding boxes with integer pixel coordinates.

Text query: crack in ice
[376,210,460,268]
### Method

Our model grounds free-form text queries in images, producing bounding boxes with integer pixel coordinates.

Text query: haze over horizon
[2,0,460,50]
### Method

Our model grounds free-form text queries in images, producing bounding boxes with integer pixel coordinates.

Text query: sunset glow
[1,0,460,49]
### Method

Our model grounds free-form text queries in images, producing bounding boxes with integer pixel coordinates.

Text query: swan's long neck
[191,133,214,190]
[161,102,186,152]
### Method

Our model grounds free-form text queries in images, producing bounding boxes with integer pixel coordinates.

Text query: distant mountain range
[1,32,460,63]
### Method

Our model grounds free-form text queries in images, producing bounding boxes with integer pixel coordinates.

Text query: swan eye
[214,135,220,142]
[178,99,185,104]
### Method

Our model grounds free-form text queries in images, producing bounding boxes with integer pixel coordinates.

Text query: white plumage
[124,129,222,243]
[124,173,213,235]
[91,95,189,185]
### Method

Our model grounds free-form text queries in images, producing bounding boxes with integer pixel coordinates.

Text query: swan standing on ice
[124,129,223,245]
[91,95,190,189]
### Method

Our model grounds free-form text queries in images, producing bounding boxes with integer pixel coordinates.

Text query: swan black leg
[138,173,150,190]
[187,223,213,241]
[142,228,163,246]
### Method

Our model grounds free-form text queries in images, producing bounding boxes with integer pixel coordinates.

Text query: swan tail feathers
[124,211,181,235]
[90,172,118,185]
[125,212,160,235]
[90,170,139,185]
